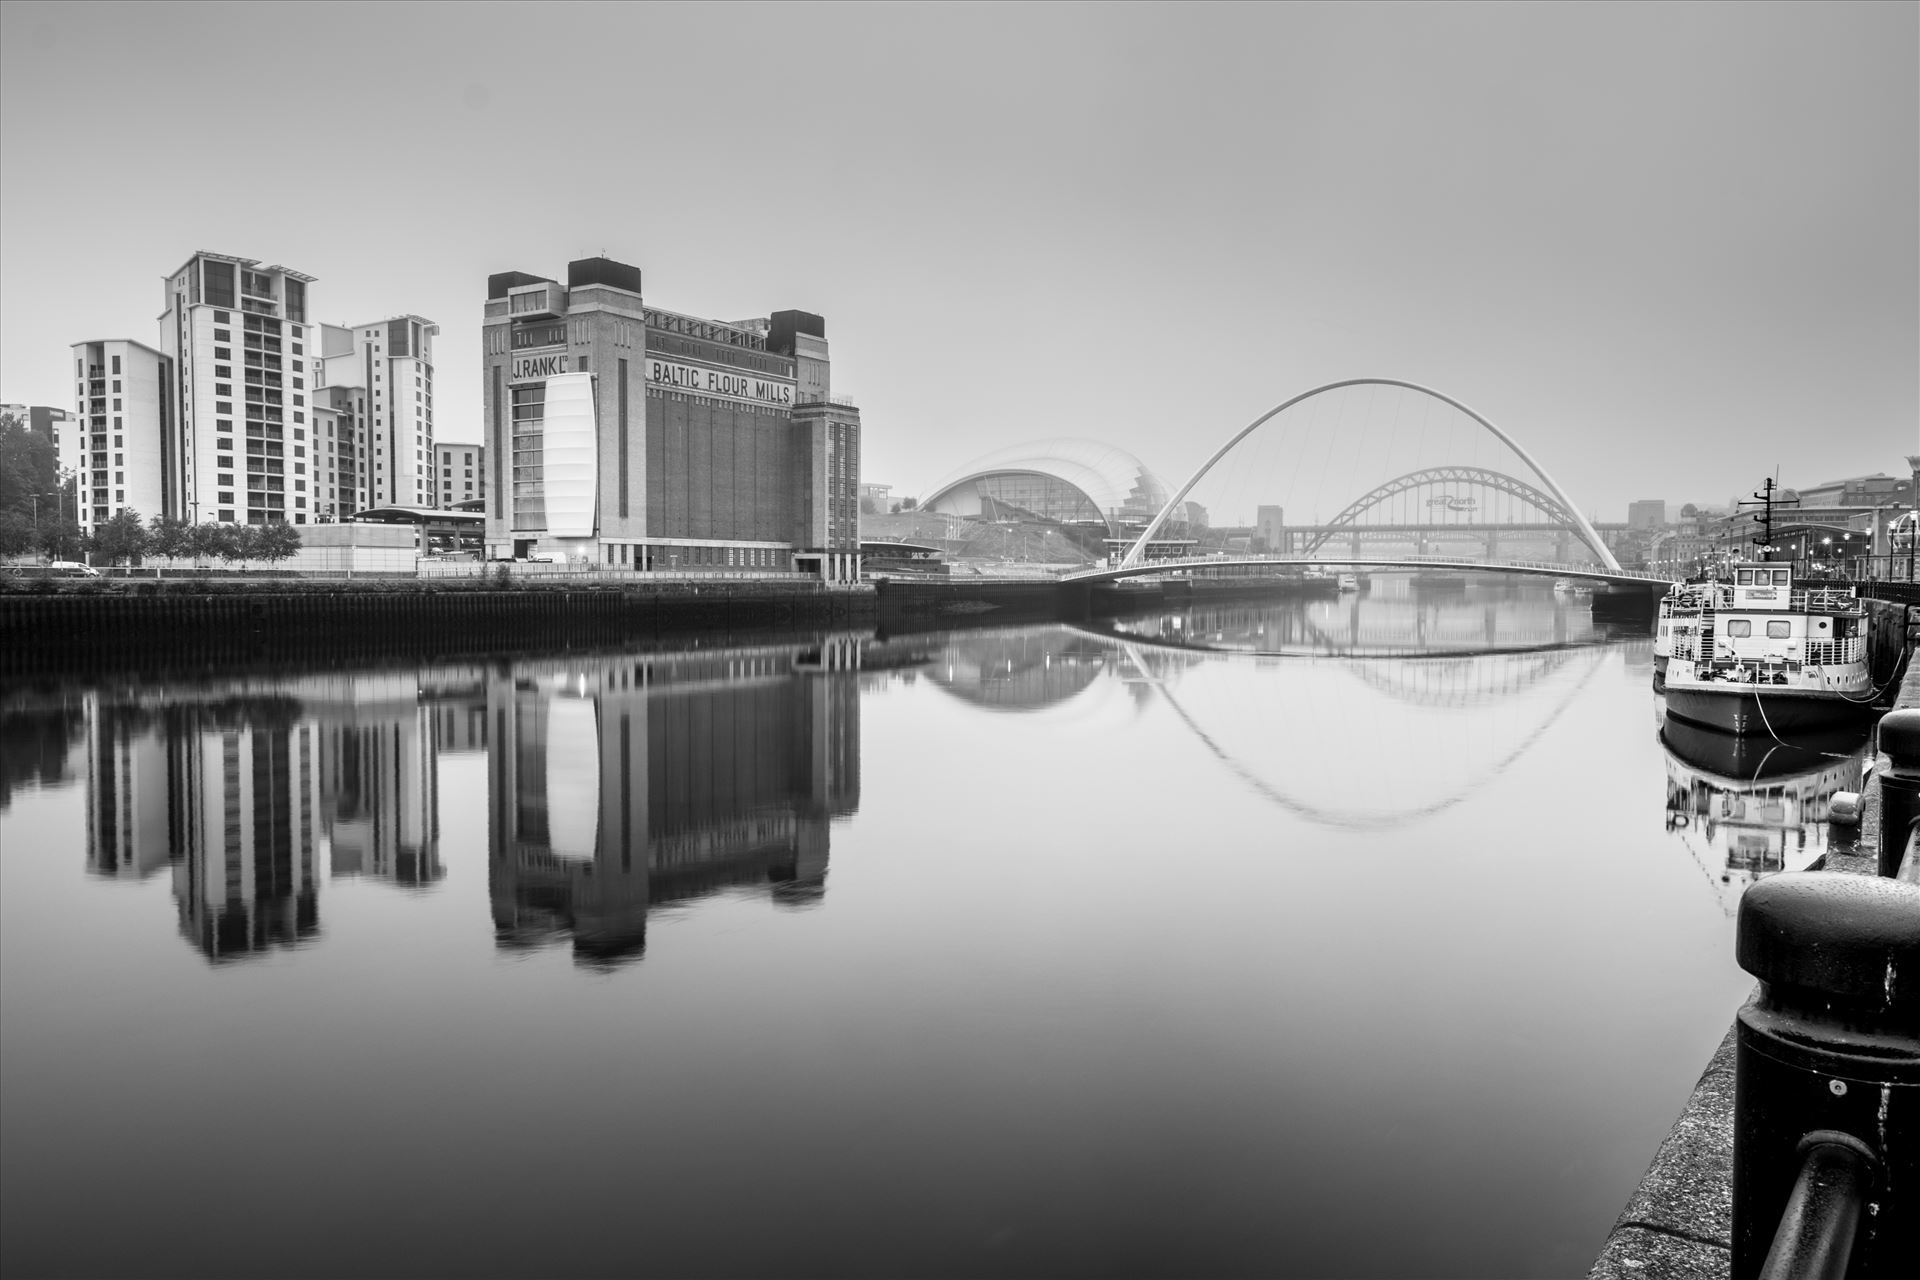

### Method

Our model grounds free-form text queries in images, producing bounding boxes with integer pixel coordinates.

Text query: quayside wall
[0,581,876,677]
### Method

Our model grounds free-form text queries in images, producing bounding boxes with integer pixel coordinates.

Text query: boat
[1651,579,1711,690]
[1336,573,1359,593]
[1661,561,1875,735]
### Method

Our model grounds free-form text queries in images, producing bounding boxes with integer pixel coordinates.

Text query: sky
[1,0,1914,521]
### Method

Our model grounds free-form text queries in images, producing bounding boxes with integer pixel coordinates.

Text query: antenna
[1736,477,1799,562]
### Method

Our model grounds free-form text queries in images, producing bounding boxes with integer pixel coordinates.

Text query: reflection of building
[0,696,85,813]
[298,674,443,887]
[487,641,862,968]
[74,675,463,961]
[927,629,1122,712]
[84,701,175,879]
[171,715,323,961]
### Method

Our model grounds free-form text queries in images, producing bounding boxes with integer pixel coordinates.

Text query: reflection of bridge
[1065,553,1674,587]
[922,620,1613,830]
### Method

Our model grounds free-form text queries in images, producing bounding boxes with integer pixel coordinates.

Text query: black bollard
[1732,872,1920,1280]
[1879,709,1920,879]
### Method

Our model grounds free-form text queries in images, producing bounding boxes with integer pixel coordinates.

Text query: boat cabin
[1730,562,1793,611]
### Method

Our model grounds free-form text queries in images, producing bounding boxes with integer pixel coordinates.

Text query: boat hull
[1664,685,1873,736]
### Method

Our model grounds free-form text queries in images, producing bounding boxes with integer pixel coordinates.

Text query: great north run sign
[646,357,794,409]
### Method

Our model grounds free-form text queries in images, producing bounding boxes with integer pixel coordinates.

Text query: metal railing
[1732,708,1920,1279]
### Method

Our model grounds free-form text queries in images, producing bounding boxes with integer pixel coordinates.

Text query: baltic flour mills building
[481,256,862,581]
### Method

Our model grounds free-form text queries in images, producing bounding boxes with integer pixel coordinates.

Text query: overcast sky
[2,0,1913,520]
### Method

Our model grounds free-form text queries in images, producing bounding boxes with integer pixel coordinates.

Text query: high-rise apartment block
[158,253,316,525]
[481,255,863,579]
[434,441,485,508]
[1628,499,1667,529]
[66,340,172,528]
[67,251,435,529]
[306,317,439,516]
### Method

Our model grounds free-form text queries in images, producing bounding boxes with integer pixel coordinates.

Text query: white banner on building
[646,357,794,409]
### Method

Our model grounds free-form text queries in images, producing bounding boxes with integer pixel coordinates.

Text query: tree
[860,495,879,516]
[900,496,918,510]
[256,522,301,566]
[187,521,226,566]
[36,518,84,562]
[89,508,149,566]
[148,515,192,561]
[217,523,260,568]
[0,411,62,528]
[0,510,32,559]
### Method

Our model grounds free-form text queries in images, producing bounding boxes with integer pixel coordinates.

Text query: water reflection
[13,637,920,969]
[488,637,870,968]
[1105,574,1605,656]
[1659,713,1871,912]
[3,607,1793,1280]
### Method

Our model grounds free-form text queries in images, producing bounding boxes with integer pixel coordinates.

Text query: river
[0,577,1871,1278]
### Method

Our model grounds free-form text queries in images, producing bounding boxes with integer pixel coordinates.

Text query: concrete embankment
[0,579,877,676]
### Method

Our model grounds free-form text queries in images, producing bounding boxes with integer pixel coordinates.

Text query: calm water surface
[0,580,1870,1278]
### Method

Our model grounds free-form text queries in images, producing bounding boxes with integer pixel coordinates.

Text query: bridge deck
[1061,554,1675,588]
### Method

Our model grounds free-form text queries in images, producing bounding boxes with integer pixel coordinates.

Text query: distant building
[434,442,485,509]
[923,440,1167,536]
[1256,504,1286,552]
[480,256,861,579]
[859,481,891,513]
[1791,472,1913,510]
[1628,499,1666,529]
[0,404,80,449]
[65,340,171,530]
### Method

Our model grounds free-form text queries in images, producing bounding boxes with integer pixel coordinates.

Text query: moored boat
[1661,562,1874,735]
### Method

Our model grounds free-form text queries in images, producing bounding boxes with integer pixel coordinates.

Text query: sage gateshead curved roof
[922,439,1170,534]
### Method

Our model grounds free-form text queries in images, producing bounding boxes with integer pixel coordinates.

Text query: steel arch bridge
[1061,553,1673,586]
[1117,377,1622,574]
[1295,465,1584,556]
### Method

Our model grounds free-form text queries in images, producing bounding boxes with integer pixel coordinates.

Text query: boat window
[1726,620,1752,637]
[1736,570,1753,585]
[1772,570,1790,586]
[1766,620,1791,638]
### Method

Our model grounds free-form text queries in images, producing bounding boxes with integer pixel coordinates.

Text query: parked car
[45,561,102,577]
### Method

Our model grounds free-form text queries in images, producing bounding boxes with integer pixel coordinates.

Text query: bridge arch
[1120,379,1620,573]
[1298,465,1581,556]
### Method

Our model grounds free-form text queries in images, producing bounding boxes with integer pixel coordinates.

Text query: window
[214,365,231,378]
[1727,620,1752,638]
[1773,570,1790,586]
[111,356,121,374]
[214,346,231,360]
[112,379,121,391]
[112,399,121,410]
[213,327,230,341]
[1766,621,1792,639]
[1736,570,1753,585]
